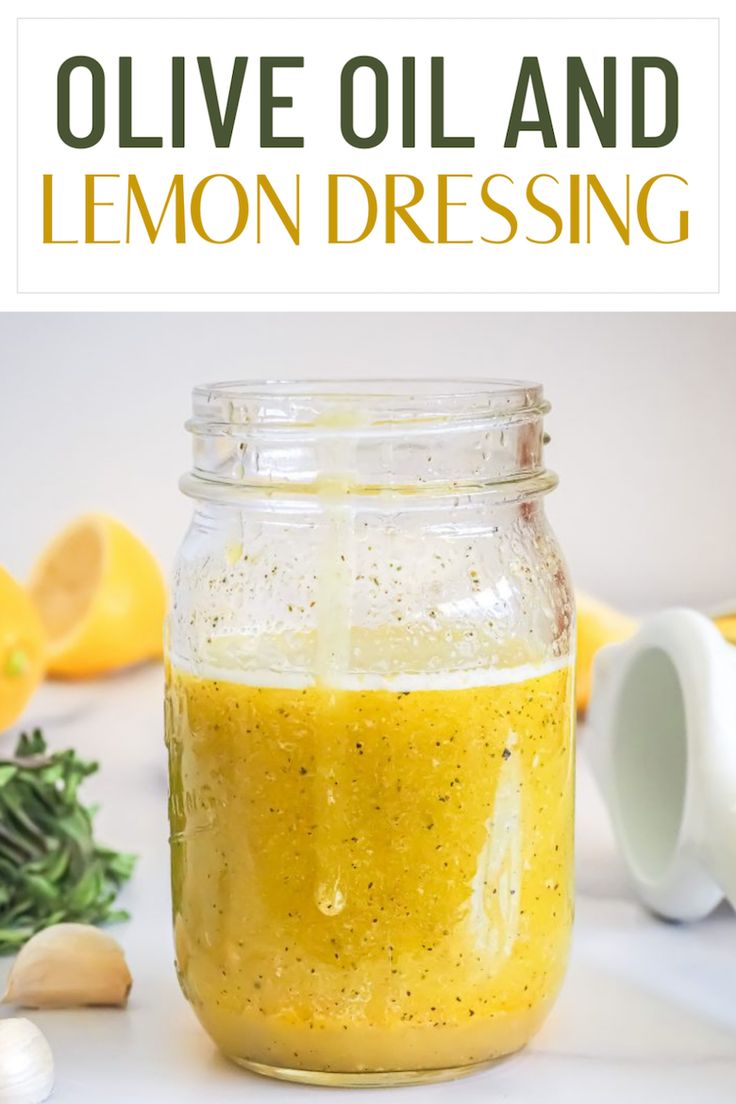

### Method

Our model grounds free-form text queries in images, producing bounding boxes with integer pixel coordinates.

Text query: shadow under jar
[165,380,575,1087]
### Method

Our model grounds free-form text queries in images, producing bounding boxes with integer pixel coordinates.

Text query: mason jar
[165,380,575,1087]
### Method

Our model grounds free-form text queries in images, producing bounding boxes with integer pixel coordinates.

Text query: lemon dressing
[166,654,573,1076]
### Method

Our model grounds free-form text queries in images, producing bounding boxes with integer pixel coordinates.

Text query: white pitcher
[586,608,736,922]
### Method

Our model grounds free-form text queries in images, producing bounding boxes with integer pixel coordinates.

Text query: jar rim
[190,378,548,431]
[184,377,554,500]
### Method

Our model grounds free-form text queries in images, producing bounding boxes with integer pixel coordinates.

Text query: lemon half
[575,592,637,714]
[28,515,166,678]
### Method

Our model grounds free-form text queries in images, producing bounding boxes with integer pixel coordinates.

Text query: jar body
[166,463,575,1085]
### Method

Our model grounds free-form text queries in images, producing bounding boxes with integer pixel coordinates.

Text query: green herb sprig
[0,729,136,954]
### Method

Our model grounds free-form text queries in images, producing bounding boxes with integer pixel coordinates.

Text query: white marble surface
[1,665,735,1103]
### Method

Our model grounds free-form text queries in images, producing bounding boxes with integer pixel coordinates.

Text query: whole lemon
[0,566,47,732]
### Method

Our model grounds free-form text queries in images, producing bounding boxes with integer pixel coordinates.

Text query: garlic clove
[0,1018,54,1103]
[3,923,132,1009]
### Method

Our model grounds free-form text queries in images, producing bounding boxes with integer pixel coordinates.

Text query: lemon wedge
[28,516,165,678]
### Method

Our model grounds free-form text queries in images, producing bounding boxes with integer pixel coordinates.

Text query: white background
[1,0,733,311]
[0,310,734,614]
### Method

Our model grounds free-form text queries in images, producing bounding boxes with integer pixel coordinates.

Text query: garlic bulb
[3,923,132,1009]
[0,1018,54,1103]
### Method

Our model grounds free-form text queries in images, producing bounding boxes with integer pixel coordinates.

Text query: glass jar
[165,380,575,1087]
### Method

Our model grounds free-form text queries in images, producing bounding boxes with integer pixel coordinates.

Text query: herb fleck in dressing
[166,660,573,1074]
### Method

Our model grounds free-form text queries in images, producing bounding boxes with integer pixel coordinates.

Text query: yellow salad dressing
[165,655,574,1078]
